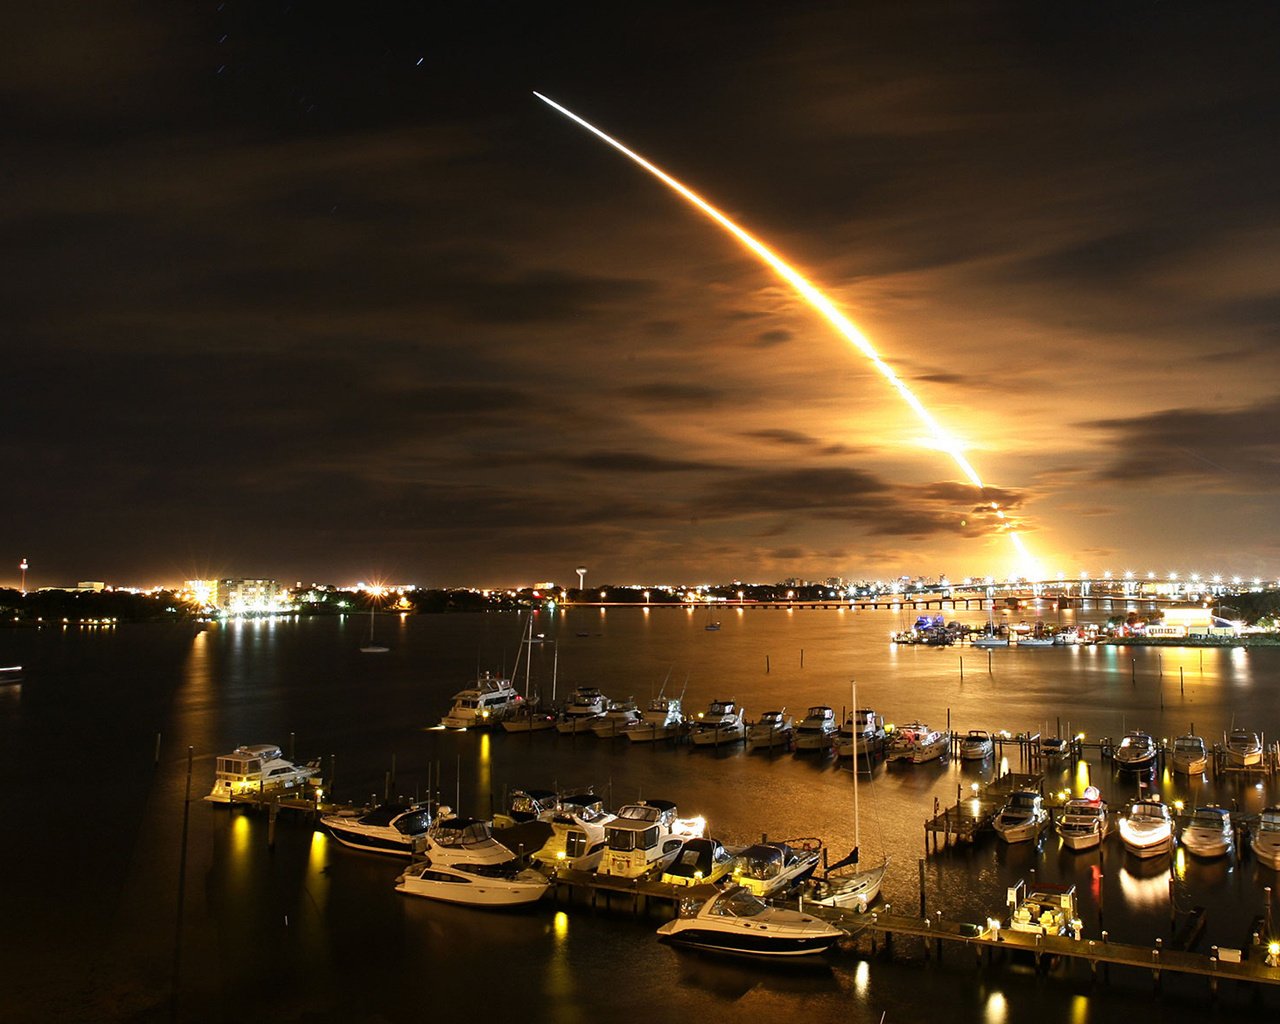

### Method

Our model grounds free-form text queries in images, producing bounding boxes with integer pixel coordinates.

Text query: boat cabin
[207,744,317,802]
[662,838,733,886]
[599,800,701,878]
[1007,880,1078,936]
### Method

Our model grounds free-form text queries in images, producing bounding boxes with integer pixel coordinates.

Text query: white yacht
[320,802,432,856]
[656,886,844,958]
[1118,798,1174,858]
[395,860,550,907]
[1052,627,1081,645]
[833,708,887,759]
[597,800,704,877]
[626,695,684,743]
[204,743,320,803]
[886,722,949,763]
[420,814,517,868]
[1113,731,1157,772]
[747,710,794,749]
[1253,807,1280,869]
[1180,806,1233,859]
[690,700,746,747]
[993,790,1048,844]
[531,794,616,872]
[1055,792,1108,851]
[492,789,559,829]
[731,840,821,898]
[793,706,838,752]
[556,687,608,734]
[589,699,643,737]
[1007,880,1078,937]
[1224,728,1263,768]
[1171,734,1208,774]
[959,729,993,761]
[440,673,521,729]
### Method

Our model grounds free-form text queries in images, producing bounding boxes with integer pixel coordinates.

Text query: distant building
[76,581,106,592]
[218,578,284,614]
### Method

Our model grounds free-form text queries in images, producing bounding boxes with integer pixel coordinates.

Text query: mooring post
[154,731,162,766]
[960,655,964,681]
[919,858,927,918]
[290,731,295,761]
[1180,666,1185,695]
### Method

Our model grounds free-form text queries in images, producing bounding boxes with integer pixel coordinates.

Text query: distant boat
[360,603,389,654]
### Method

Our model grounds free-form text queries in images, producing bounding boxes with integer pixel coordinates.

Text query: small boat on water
[1007,880,1078,937]
[887,722,949,764]
[972,631,1009,649]
[731,840,821,898]
[1113,731,1157,772]
[747,709,794,749]
[531,794,616,872]
[204,743,320,803]
[597,801,705,878]
[835,708,887,759]
[1224,728,1263,768]
[1017,634,1055,648]
[440,673,521,729]
[1118,797,1173,858]
[1171,733,1208,775]
[1180,806,1233,859]
[590,699,643,738]
[959,729,993,761]
[501,705,557,733]
[793,706,837,752]
[1055,790,1109,851]
[395,859,550,907]
[993,790,1048,844]
[1052,627,1081,646]
[320,802,433,856]
[657,885,844,958]
[690,700,746,747]
[660,837,735,887]
[1252,807,1280,869]
[626,694,685,743]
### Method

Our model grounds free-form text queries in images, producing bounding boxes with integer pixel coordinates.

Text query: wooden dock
[924,771,1043,849]
[550,867,718,914]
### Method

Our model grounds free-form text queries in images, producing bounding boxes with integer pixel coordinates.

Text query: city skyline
[6,5,1280,587]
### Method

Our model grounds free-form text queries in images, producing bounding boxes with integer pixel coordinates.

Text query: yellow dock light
[1268,942,1280,968]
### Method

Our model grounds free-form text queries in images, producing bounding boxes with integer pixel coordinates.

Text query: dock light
[1075,733,1086,742]
[556,850,566,860]
[988,918,1002,940]
[971,783,980,794]
[694,870,704,881]
[1174,800,1184,813]
[1268,942,1280,968]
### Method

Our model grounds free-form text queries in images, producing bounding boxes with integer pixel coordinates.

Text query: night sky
[6,2,1280,588]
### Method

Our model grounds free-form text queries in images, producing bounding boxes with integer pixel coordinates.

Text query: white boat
[1118,798,1174,858]
[1224,728,1263,768]
[492,789,559,829]
[656,886,844,958]
[1253,806,1280,869]
[1180,806,1233,859]
[731,840,821,898]
[531,794,616,872]
[886,722,949,763]
[1055,791,1109,851]
[359,603,390,653]
[959,729,993,761]
[395,859,550,907]
[660,837,735,887]
[747,709,794,749]
[626,694,685,743]
[1039,735,1069,760]
[501,705,557,733]
[440,673,521,729]
[320,802,433,856]
[590,699,643,737]
[1112,731,1157,772]
[1007,880,1078,936]
[597,800,704,878]
[1017,635,1055,648]
[993,790,1048,844]
[556,686,608,733]
[835,708,887,759]
[690,700,746,747]
[793,706,838,752]
[204,743,320,803]
[972,630,1009,649]
[419,814,518,867]
[1171,733,1208,774]
[1052,627,1081,646]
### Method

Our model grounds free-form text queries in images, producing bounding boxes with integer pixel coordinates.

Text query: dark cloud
[616,382,726,405]
[753,329,792,347]
[559,451,717,474]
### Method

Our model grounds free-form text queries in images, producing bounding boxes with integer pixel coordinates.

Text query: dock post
[1180,667,1184,695]
[290,732,295,761]
[154,731,162,766]
[919,858,927,918]
[268,798,278,849]
[765,655,770,674]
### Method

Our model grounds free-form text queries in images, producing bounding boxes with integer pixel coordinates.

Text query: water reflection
[1117,859,1172,911]
[984,989,1008,1024]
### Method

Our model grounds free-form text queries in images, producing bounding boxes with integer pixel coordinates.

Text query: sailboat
[502,616,556,733]
[360,598,390,653]
[971,595,1008,649]
[809,679,887,912]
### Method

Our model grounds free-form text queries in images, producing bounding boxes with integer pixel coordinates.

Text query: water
[3,606,1279,1022]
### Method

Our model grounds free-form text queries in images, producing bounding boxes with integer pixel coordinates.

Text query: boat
[704,621,721,632]
[626,692,685,743]
[1006,880,1078,937]
[501,705,557,733]
[656,885,845,958]
[690,699,746,747]
[1052,627,1081,646]
[835,708,887,759]
[1118,797,1174,858]
[1039,735,1069,760]
[440,673,521,729]
[747,709,794,749]
[1252,807,1280,869]
[1112,731,1157,772]
[320,802,432,856]
[993,790,1048,844]
[1224,728,1263,768]
[359,601,390,653]
[660,837,735,887]
[589,698,643,737]
[597,800,705,878]
[793,706,838,752]
[1055,790,1109,851]
[1171,733,1208,775]
[204,743,321,803]
[419,814,518,867]
[959,729,993,761]
[971,632,1009,649]
[492,789,559,829]
[1180,806,1233,859]
[555,686,608,734]
[886,722,949,763]
[502,617,558,732]
[1017,635,1055,648]
[395,859,550,907]
[531,794,616,872]
[730,839,822,898]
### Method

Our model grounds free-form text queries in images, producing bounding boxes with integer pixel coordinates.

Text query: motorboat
[1224,728,1263,768]
[492,789,559,829]
[993,790,1048,844]
[1113,731,1157,772]
[556,686,608,734]
[959,729,994,761]
[395,859,550,907]
[1055,790,1109,851]
[1118,798,1174,858]
[440,673,521,729]
[204,743,320,803]
[660,837,735,887]
[731,839,821,898]
[531,794,616,872]
[420,813,517,868]
[590,699,643,738]
[1007,880,1078,937]
[1171,733,1208,775]
[747,710,794,749]
[597,800,705,878]
[1180,806,1233,859]
[1039,735,1069,760]
[1052,627,1081,646]
[690,700,746,747]
[656,886,844,958]
[320,802,432,856]
[793,706,838,752]
[626,695,685,743]
[835,708,887,759]
[887,722,949,763]
[1252,806,1280,869]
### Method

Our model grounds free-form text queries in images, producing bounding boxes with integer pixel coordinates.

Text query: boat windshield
[455,862,524,880]
[616,804,660,822]
[1189,811,1228,830]
[736,845,782,878]
[1260,811,1280,831]
[710,889,768,918]
[432,820,492,845]
[1011,793,1039,809]
[1129,803,1168,821]
[1174,737,1203,752]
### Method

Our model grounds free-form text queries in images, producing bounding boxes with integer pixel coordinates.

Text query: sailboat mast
[852,678,860,850]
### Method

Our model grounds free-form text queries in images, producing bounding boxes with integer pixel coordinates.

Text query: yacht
[395,860,550,907]
[589,699,643,738]
[531,794,616,872]
[597,801,704,877]
[835,708,887,759]
[690,700,746,747]
[1224,728,1263,768]
[656,886,844,958]
[556,687,608,734]
[660,838,735,887]
[959,729,994,761]
[1039,735,1069,760]
[320,802,432,856]
[1007,880,1078,937]
[1252,807,1280,869]
[747,710,794,749]
[420,814,517,868]
[886,722,949,764]
[1052,627,1081,646]
[793,706,838,752]
[731,840,821,898]
[205,743,320,803]
[1113,731,1157,772]
[440,673,521,729]
[1180,806,1233,859]
[1118,798,1174,858]
[492,789,559,829]
[626,695,685,743]
[1055,791,1109,851]
[993,790,1048,844]
[1171,733,1208,775]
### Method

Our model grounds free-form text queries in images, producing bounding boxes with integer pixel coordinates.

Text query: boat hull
[657,926,839,958]
[691,726,745,747]
[395,867,549,907]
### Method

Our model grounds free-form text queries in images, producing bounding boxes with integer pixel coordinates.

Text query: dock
[924,771,1043,849]
[550,867,718,913]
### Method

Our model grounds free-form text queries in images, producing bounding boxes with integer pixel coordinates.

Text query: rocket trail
[535,92,1027,553]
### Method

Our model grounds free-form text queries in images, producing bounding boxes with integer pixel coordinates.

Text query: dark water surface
[3,606,1279,1023]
